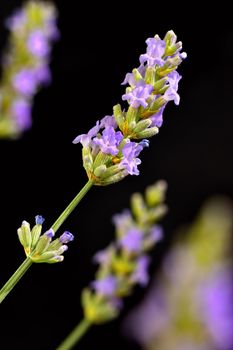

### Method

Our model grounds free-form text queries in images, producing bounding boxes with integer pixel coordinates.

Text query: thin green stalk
[51,180,93,232]
[0,257,32,303]
[56,319,92,350]
[0,180,93,304]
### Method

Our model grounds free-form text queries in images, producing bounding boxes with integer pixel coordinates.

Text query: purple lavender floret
[44,229,55,238]
[122,65,146,87]
[93,126,123,155]
[92,276,118,297]
[34,65,52,85]
[140,37,166,67]
[122,81,153,108]
[201,269,233,350]
[131,255,150,286]
[120,141,143,175]
[120,228,143,253]
[59,231,74,244]
[72,121,101,147]
[27,30,50,58]
[35,215,45,225]
[5,9,26,31]
[12,69,37,96]
[149,225,163,243]
[150,106,165,127]
[164,71,182,105]
[100,115,117,129]
[11,99,32,130]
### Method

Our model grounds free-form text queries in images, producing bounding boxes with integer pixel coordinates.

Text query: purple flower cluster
[0,1,59,138]
[122,32,186,129]
[73,31,185,185]
[81,181,166,323]
[73,115,148,180]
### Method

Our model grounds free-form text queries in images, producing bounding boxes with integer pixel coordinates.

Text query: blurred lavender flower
[81,181,166,324]
[27,30,50,57]
[0,1,59,139]
[11,99,32,131]
[13,69,37,96]
[73,30,186,186]
[124,198,233,350]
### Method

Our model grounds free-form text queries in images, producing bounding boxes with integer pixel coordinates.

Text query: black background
[0,1,233,349]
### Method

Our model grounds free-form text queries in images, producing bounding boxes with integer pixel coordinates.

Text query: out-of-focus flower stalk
[0,0,59,139]
[124,197,233,350]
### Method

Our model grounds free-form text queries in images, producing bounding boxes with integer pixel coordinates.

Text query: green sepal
[21,221,32,253]
[126,106,139,125]
[145,67,156,85]
[135,127,159,139]
[82,289,119,324]
[94,165,107,177]
[34,234,52,254]
[131,193,147,222]
[145,180,167,207]
[31,224,43,250]
[113,104,125,130]
[129,119,152,138]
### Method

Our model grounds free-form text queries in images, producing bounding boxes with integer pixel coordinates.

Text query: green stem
[0,180,93,304]
[56,319,92,350]
[0,257,32,303]
[51,180,93,233]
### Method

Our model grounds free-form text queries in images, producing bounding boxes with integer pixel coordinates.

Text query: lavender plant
[0,1,59,138]
[124,198,233,350]
[56,181,167,350]
[0,30,185,305]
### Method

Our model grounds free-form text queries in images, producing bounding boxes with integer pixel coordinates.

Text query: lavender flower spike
[81,181,167,324]
[0,1,59,139]
[73,30,185,185]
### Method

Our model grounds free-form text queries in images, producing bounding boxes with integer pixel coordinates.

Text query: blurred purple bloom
[112,210,133,233]
[92,276,118,297]
[201,269,233,350]
[150,106,165,127]
[27,30,50,58]
[140,37,166,67]
[121,141,143,175]
[131,255,150,286]
[120,228,143,253]
[93,126,123,155]
[45,17,60,41]
[150,225,163,243]
[5,10,26,30]
[122,81,153,108]
[34,65,52,85]
[11,99,32,131]
[13,69,37,96]
[93,248,111,265]
[165,71,182,105]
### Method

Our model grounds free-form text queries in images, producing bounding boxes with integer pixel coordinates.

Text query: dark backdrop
[0,1,233,349]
